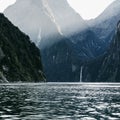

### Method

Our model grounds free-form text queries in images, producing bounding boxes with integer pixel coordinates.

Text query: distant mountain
[0,14,45,83]
[42,0,87,36]
[89,0,120,44]
[83,21,120,82]
[4,0,87,48]
[4,0,107,58]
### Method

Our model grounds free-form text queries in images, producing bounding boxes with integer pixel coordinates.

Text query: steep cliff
[97,21,120,82]
[0,14,45,82]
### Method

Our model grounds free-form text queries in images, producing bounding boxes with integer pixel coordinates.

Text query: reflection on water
[0,83,120,120]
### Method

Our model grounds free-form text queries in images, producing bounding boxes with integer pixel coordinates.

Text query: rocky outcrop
[0,14,46,82]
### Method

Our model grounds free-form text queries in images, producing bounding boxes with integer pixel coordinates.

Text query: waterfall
[36,28,42,46]
[38,28,41,40]
[80,66,83,82]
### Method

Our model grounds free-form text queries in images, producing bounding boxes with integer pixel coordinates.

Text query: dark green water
[0,83,120,120]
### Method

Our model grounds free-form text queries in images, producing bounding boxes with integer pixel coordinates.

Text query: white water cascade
[80,66,83,82]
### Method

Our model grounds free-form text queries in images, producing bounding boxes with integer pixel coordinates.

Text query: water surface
[0,83,120,120]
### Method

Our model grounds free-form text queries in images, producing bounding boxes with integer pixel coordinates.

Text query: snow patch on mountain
[36,28,42,46]
[42,0,63,35]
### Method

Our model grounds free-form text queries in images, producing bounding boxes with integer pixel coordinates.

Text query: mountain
[83,21,120,82]
[42,0,87,36]
[4,0,107,58]
[4,0,87,49]
[4,0,105,82]
[0,14,45,83]
[89,0,120,45]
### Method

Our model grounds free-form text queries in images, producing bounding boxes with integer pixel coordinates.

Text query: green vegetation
[0,14,46,82]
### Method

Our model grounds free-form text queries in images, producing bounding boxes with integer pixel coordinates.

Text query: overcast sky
[0,0,16,12]
[67,0,115,19]
[0,0,115,20]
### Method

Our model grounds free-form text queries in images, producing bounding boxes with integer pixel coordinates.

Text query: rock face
[0,14,45,82]
[83,21,120,82]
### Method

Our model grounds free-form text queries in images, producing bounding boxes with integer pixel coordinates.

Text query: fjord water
[0,83,120,120]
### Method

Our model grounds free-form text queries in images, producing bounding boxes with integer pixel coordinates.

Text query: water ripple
[0,83,120,119]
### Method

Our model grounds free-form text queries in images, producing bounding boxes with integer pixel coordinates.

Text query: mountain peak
[4,0,87,48]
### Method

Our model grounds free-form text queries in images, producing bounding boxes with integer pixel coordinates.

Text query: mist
[4,0,87,49]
